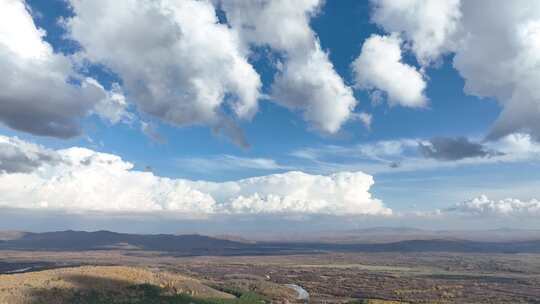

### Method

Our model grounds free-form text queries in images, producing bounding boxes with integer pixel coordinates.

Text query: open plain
[1,231,540,303]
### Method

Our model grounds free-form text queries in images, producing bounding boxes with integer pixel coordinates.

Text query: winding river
[286,284,309,302]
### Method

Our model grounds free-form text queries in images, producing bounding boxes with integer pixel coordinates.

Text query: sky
[1,0,540,234]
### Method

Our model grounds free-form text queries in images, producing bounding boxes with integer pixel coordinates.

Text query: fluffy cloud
[352,34,427,107]
[3,0,366,142]
[272,46,359,133]
[448,195,540,217]
[493,133,540,156]
[370,0,540,140]
[0,0,127,138]
[4,0,361,141]
[370,0,462,66]
[91,84,133,124]
[66,0,261,145]
[202,171,389,215]
[219,0,359,133]
[454,1,540,140]
[0,136,389,216]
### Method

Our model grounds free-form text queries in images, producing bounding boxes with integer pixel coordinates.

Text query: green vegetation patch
[70,283,268,304]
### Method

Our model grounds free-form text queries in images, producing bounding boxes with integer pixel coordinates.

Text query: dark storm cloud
[419,137,502,161]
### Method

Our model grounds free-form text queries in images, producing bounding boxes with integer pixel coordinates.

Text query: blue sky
[1,0,540,232]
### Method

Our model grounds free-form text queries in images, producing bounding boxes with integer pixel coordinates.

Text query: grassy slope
[0,266,279,304]
[71,284,268,304]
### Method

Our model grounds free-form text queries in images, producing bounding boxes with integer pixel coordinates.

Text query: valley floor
[1,250,540,303]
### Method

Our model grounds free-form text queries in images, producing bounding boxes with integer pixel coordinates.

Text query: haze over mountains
[1,229,540,255]
[267,227,540,243]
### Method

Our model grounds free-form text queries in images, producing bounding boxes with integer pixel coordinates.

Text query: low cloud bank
[0,136,390,216]
[447,195,540,217]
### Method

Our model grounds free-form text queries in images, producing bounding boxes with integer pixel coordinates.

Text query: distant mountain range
[242,227,540,244]
[0,230,250,253]
[1,229,540,254]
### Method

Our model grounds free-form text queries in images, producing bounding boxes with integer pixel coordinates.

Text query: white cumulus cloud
[220,0,359,134]
[0,136,389,216]
[3,0,365,141]
[370,0,540,140]
[352,34,427,107]
[454,1,540,140]
[0,0,129,138]
[370,0,462,66]
[66,0,261,145]
[448,195,540,217]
